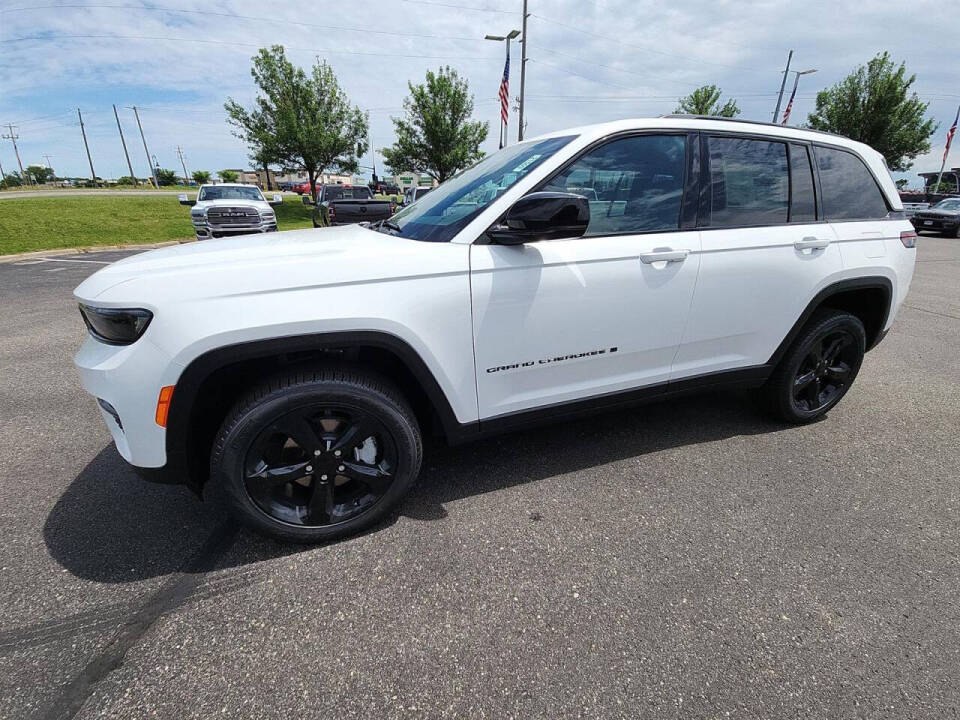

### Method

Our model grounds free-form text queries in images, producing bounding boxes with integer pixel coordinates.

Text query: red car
[292,181,317,196]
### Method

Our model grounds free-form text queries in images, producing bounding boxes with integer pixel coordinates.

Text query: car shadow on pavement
[45,390,790,583]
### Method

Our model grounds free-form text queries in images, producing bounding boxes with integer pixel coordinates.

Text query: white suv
[75,117,917,543]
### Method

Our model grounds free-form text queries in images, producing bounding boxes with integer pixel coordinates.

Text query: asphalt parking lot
[1,237,958,719]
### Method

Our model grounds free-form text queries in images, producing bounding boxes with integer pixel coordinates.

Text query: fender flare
[765,275,893,368]
[165,331,471,490]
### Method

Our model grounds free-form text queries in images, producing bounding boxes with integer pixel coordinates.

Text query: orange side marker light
[155,385,175,427]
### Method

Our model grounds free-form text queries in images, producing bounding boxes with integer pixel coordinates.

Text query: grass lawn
[0,195,313,255]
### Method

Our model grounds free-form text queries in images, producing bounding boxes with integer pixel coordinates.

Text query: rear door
[471,132,702,420]
[811,144,896,266]
[672,134,843,379]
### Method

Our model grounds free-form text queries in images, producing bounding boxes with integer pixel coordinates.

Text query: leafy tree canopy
[381,66,488,183]
[218,169,239,183]
[806,52,937,172]
[154,168,178,186]
[674,85,740,118]
[192,170,211,184]
[25,165,55,184]
[225,45,368,200]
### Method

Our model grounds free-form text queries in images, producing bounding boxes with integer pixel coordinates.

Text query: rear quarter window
[813,146,890,220]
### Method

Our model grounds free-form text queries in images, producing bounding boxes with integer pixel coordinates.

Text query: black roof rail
[661,114,847,140]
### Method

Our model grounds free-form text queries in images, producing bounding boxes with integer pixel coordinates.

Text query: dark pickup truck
[303,185,394,227]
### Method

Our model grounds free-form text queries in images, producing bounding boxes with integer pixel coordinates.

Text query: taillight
[900,230,917,248]
[329,205,336,221]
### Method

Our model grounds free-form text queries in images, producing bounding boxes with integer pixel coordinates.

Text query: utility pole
[176,145,189,185]
[113,104,137,186]
[772,50,793,123]
[42,154,54,183]
[3,124,29,184]
[77,109,98,187]
[130,106,158,188]
[518,0,529,142]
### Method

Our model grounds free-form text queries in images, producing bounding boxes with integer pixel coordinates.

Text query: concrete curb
[0,239,195,264]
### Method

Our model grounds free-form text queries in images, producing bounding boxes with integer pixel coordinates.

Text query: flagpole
[934,103,960,194]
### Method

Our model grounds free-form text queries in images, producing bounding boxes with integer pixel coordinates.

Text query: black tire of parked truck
[210,367,422,543]
[762,309,866,424]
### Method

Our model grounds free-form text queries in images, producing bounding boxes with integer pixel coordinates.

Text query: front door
[470,133,701,421]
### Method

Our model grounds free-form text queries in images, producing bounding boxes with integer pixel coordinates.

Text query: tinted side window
[543,134,686,235]
[707,136,788,227]
[789,144,817,223]
[814,146,889,220]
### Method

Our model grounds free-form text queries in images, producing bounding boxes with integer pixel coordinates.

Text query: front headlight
[260,211,275,220]
[79,305,153,345]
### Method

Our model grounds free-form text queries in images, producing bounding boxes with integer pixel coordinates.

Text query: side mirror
[270,194,283,205]
[178,193,195,206]
[487,191,590,245]
[301,195,314,206]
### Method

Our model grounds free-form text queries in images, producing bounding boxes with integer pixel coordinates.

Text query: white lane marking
[44,267,68,272]
[40,257,112,265]
[13,257,111,266]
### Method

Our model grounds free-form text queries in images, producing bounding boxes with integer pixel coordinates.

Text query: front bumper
[192,218,277,239]
[911,216,959,232]
[74,333,182,470]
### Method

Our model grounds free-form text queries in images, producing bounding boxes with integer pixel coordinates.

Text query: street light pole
[780,68,817,125]
[518,0,529,142]
[485,28,520,149]
[772,50,794,123]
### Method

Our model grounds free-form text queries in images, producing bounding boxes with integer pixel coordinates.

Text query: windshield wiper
[377,219,402,235]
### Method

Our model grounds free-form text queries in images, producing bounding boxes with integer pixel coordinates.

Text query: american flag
[780,84,797,125]
[943,105,959,166]
[499,48,510,127]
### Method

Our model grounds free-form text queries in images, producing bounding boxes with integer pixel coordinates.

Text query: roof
[527,116,865,153]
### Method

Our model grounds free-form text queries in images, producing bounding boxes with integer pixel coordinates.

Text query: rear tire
[762,309,866,424]
[210,367,422,543]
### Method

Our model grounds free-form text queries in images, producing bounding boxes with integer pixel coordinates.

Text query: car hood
[74,225,469,302]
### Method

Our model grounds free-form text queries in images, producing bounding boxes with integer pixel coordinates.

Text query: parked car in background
[402,186,434,205]
[179,184,282,240]
[372,182,401,195]
[303,184,394,227]
[910,197,960,237]
[77,117,915,543]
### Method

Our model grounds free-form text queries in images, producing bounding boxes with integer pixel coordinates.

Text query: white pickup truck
[179,183,283,240]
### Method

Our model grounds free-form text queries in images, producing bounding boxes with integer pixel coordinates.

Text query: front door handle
[794,237,831,251]
[639,249,689,264]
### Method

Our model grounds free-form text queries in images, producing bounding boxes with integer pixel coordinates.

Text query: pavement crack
[35,522,238,720]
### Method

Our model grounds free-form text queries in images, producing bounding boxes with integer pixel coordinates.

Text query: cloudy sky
[1,0,958,185]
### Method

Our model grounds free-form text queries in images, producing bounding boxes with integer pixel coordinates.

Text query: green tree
[218,169,239,183]
[192,170,211,184]
[806,52,937,172]
[0,172,23,189]
[25,165,55,184]
[674,85,740,117]
[154,168,178,186]
[381,66,489,184]
[116,176,138,186]
[225,45,368,201]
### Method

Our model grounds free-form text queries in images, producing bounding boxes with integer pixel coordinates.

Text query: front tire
[763,309,866,424]
[211,368,422,543]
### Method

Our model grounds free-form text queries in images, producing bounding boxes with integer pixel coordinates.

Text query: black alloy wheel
[790,330,858,413]
[244,404,397,528]
[211,368,422,543]
[763,309,866,423]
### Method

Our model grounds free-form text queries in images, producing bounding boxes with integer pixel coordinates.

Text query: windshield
[383,135,576,242]
[934,198,960,210]
[198,186,265,202]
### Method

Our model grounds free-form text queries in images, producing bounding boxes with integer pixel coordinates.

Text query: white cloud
[0,0,957,183]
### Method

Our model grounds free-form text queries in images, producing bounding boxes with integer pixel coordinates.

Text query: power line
[0,4,488,44]
[0,34,500,62]
[529,12,768,74]
[397,0,515,13]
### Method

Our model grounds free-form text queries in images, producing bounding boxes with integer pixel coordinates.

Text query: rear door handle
[794,237,831,251]
[639,249,689,264]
